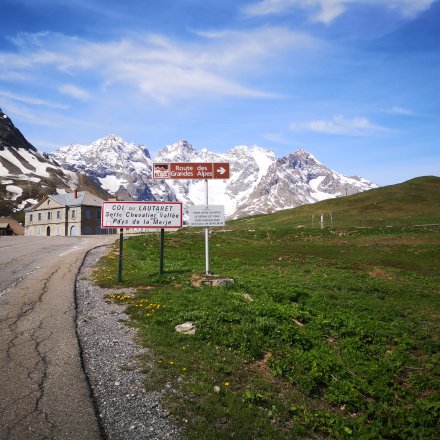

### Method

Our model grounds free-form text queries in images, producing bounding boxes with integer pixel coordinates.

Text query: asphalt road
[0,235,116,440]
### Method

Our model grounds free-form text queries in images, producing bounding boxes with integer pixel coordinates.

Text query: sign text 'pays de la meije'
[152,162,230,180]
[101,202,183,228]
[189,205,225,227]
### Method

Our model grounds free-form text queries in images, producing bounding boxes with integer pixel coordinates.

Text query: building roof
[0,217,25,234]
[49,191,103,208]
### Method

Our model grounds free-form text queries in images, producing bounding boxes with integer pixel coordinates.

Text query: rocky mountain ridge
[0,109,377,218]
[51,135,377,219]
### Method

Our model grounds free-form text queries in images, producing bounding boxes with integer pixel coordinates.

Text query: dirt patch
[249,353,273,380]
[369,267,394,280]
[190,273,204,286]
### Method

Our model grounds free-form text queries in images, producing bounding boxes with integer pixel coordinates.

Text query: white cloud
[290,114,389,136]
[0,90,67,109]
[263,131,296,145]
[243,0,435,23]
[385,106,414,116]
[1,99,100,130]
[58,84,90,101]
[1,28,318,104]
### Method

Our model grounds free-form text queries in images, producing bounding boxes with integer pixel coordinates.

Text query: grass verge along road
[95,225,440,439]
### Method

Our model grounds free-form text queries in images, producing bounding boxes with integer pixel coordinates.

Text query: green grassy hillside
[96,220,440,439]
[230,176,440,229]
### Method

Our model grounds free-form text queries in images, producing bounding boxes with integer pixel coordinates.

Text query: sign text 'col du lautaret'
[101,202,183,228]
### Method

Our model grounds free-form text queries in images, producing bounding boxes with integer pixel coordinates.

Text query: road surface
[0,235,116,440]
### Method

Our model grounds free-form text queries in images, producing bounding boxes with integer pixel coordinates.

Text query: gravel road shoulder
[75,245,181,440]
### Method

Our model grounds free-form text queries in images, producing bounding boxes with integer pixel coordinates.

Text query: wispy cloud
[0,90,67,109]
[1,99,100,130]
[290,114,390,136]
[1,28,318,104]
[263,131,296,145]
[243,0,435,23]
[385,106,415,116]
[58,84,90,101]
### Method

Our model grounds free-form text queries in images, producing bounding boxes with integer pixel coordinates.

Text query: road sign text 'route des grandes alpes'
[101,202,183,228]
[152,162,230,180]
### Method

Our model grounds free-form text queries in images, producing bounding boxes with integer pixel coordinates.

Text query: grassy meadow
[94,177,440,439]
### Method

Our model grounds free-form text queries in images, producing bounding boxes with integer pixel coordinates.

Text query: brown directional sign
[152,162,230,180]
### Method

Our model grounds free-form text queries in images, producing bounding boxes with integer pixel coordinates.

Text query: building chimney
[74,189,78,199]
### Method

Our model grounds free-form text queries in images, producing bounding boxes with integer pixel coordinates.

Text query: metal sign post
[160,228,165,275]
[118,228,123,282]
[204,179,210,275]
[150,162,230,275]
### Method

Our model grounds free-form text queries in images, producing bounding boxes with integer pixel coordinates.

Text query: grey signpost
[118,228,123,282]
[152,162,230,275]
[189,204,225,274]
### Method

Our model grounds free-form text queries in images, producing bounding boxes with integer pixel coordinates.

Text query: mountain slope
[233,149,376,218]
[0,110,36,152]
[0,109,77,215]
[230,176,440,229]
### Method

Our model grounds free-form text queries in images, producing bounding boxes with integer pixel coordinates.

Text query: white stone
[175,322,196,335]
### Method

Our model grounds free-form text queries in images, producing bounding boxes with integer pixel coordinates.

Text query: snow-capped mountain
[233,150,376,218]
[51,135,175,203]
[152,140,276,217]
[51,135,377,219]
[0,108,76,215]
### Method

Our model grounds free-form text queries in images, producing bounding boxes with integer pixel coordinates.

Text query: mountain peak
[157,139,197,162]
[0,108,37,152]
[281,149,322,168]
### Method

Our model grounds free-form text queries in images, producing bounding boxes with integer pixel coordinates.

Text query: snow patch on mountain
[50,135,377,219]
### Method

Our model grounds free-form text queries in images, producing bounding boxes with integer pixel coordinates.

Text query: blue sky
[0,0,439,185]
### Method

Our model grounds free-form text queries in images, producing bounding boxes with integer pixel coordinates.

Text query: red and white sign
[101,202,183,229]
[152,162,230,180]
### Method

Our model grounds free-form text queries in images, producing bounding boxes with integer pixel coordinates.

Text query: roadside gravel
[75,245,181,440]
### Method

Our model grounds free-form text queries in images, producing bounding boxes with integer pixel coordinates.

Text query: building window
[30,214,33,222]
[37,226,42,236]
[47,211,52,220]
[71,209,76,219]
[57,210,61,219]
[38,213,42,221]
[56,225,61,235]
[85,208,91,219]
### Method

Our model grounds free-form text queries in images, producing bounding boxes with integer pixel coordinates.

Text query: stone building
[25,190,113,236]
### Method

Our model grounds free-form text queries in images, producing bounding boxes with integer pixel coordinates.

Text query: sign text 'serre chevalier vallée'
[152,162,230,180]
[101,202,183,228]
